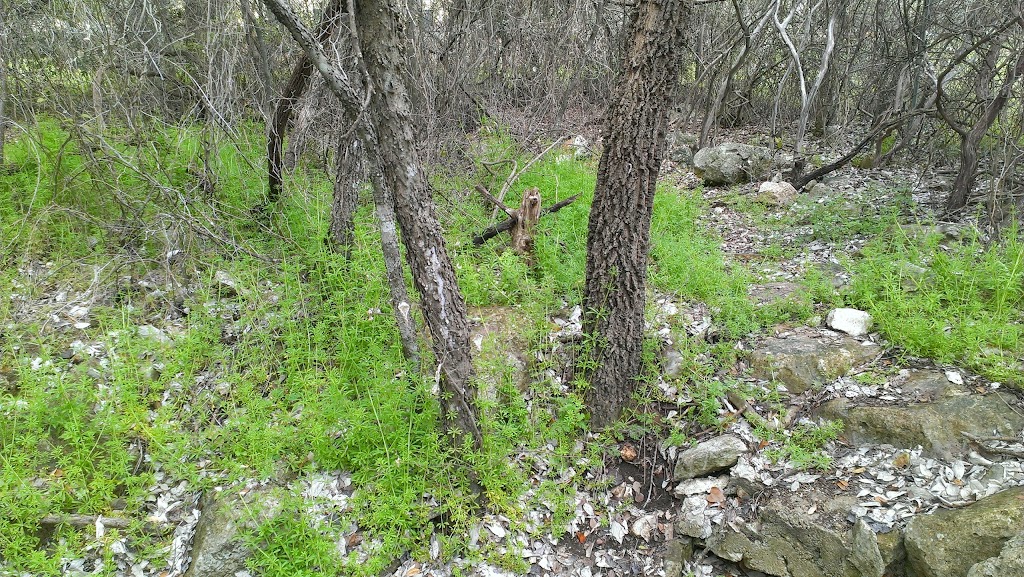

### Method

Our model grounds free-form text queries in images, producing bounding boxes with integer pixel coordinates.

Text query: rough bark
[581,0,690,429]
[330,134,421,370]
[353,0,480,448]
[263,0,481,449]
[266,0,343,206]
[2,0,9,166]
[328,137,362,254]
[371,180,422,374]
[946,46,1024,215]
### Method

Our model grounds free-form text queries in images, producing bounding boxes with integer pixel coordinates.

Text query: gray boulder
[667,131,698,166]
[905,486,1024,577]
[748,282,807,307]
[673,435,747,481]
[968,532,1024,577]
[705,490,902,577]
[184,489,280,577]
[749,334,880,393]
[818,392,1024,459]
[757,181,799,207]
[693,143,773,185]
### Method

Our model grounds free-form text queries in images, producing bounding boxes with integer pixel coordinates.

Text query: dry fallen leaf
[837,479,849,490]
[892,452,911,468]
[577,532,586,543]
[620,442,638,462]
[707,486,726,505]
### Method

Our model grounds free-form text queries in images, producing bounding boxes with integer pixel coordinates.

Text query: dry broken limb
[471,185,579,249]
[489,135,570,219]
[39,514,170,536]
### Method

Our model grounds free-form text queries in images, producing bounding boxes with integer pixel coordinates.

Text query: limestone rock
[693,143,773,185]
[968,532,1024,577]
[757,181,799,207]
[748,282,807,307]
[826,308,873,337]
[184,489,279,577]
[667,131,697,166]
[664,538,693,577]
[749,334,880,393]
[805,181,834,199]
[818,392,1024,459]
[213,270,242,298]
[905,486,1024,577]
[705,492,886,577]
[898,262,931,292]
[900,369,962,401]
[673,435,747,481]
[849,519,885,577]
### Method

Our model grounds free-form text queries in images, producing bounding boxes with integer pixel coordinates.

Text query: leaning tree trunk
[262,0,481,449]
[581,0,690,429]
[353,0,479,447]
[266,0,343,206]
[946,46,1024,215]
[0,0,6,167]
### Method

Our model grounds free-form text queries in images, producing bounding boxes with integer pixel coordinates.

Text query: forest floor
[1,121,1023,577]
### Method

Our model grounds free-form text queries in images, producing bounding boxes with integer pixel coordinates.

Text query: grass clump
[849,224,1024,384]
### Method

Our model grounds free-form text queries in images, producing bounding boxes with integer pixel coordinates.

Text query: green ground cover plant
[850,223,1024,384]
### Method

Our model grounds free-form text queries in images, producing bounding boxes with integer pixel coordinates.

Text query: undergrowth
[850,223,1024,384]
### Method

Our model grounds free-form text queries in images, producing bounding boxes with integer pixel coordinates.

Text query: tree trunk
[946,46,1024,215]
[353,0,480,448]
[368,165,422,373]
[266,0,343,206]
[581,0,690,429]
[262,0,482,448]
[1,0,8,167]
[328,138,362,254]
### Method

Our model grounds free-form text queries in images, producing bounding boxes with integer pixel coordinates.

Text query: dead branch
[39,514,170,535]
[472,193,579,246]
[490,134,571,219]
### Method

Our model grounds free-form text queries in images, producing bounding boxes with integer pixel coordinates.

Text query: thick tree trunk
[266,0,343,206]
[353,0,480,448]
[581,0,689,429]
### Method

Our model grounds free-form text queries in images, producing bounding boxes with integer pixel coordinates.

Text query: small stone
[673,435,747,481]
[826,308,873,337]
[673,476,728,499]
[756,181,798,207]
[213,270,241,297]
[664,538,693,577]
[138,324,173,345]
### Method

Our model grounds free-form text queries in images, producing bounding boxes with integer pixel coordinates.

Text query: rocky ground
[7,136,1024,577]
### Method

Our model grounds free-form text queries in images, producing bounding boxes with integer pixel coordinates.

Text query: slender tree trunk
[353,0,480,448]
[262,0,481,449]
[581,0,690,429]
[266,0,343,206]
[368,166,421,373]
[946,46,1024,214]
[329,137,362,253]
[1,0,9,166]
[329,134,422,371]
[239,0,275,120]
